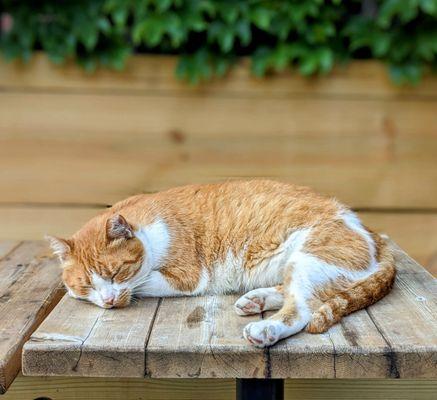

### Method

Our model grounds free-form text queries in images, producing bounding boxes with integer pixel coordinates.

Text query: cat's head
[47,214,144,309]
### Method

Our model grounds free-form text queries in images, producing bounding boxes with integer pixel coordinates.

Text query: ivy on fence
[1,0,436,84]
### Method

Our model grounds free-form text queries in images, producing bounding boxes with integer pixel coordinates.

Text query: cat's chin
[91,289,132,309]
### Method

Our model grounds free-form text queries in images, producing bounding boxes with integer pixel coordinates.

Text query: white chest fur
[135,219,171,271]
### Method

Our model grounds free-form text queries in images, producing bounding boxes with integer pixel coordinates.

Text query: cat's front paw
[234,294,265,315]
[243,320,281,348]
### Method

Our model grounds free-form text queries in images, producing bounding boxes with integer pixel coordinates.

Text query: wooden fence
[0,54,436,278]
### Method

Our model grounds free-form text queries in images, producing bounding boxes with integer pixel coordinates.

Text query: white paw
[243,320,282,348]
[234,294,265,315]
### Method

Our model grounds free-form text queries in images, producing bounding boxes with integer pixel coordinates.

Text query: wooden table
[1,240,434,399]
[0,241,63,394]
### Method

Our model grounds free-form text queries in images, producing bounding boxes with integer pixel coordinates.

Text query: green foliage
[1,0,436,84]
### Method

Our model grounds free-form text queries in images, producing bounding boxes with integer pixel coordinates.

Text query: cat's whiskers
[130,274,153,289]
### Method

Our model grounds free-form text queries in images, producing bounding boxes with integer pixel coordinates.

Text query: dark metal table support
[236,379,284,400]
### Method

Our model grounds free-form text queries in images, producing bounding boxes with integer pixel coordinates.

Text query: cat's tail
[306,233,396,334]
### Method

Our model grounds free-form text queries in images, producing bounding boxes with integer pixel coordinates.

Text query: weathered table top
[0,241,64,393]
[15,240,437,380]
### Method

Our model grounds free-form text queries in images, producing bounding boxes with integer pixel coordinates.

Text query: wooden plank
[0,206,102,241]
[0,241,19,259]
[365,244,437,378]
[0,241,64,393]
[3,376,437,400]
[2,93,437,140]
[2,375,235,400]
[268,308,390,378]
[0,128,436,207]
[22,295,160,378]
[1,54,437,99]
[146,295,266,378]
[284,379,437,400]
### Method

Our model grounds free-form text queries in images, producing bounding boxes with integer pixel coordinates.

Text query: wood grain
[0,241,19,259]
[2,374,235,400]
[0,92,436,207]
[365,244,437,378]
[146,295,266,378]
[0,206,102,241]
[284,379,437,400]
[22,295,160,378]
[268,308,390,378]
[0,241,64,393]
[2,375,437,400]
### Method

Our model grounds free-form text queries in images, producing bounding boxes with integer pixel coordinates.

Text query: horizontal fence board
[4,376,436,400]
[1,56,436,209]
[2,93,437,139]
[0,105,436,208]
[1,54,437,99]
[1,144,436,207]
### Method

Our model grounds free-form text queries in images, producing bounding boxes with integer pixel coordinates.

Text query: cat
[47,180,396,348]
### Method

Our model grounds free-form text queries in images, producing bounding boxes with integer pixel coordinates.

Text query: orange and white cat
[47,180,395,348]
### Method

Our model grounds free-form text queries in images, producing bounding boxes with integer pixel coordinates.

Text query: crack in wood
[327,331,337,378]
[366,310,400,378]
[144,298,162,378]
[71,317,100,372]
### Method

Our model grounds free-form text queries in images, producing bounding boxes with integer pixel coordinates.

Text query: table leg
[236,379,284,400]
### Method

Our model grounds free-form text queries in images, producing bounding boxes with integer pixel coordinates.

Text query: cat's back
[154,179,329,208]
[146,180,341,237]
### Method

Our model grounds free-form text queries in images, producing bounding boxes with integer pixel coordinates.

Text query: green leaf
[420,0,437,15]
[250,8,273,30]
[0,0,434,85]
[218,29,234,53]
[318,48,334,73]
[112,7,128,27]
[299,54,318,76]
[235,20,251,46]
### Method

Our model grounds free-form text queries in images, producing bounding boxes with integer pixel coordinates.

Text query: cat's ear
[106,214,134,242]
[45,235,73,262]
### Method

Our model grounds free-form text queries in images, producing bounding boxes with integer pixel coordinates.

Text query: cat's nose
[103,295,115,306]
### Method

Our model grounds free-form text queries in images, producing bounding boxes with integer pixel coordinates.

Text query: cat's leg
[243,286,312,348]
[243,258,318,348]
[234,285,283,316]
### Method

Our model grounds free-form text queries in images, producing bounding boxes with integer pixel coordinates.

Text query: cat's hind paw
[234,295,265,316]
[243,320,281,348]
